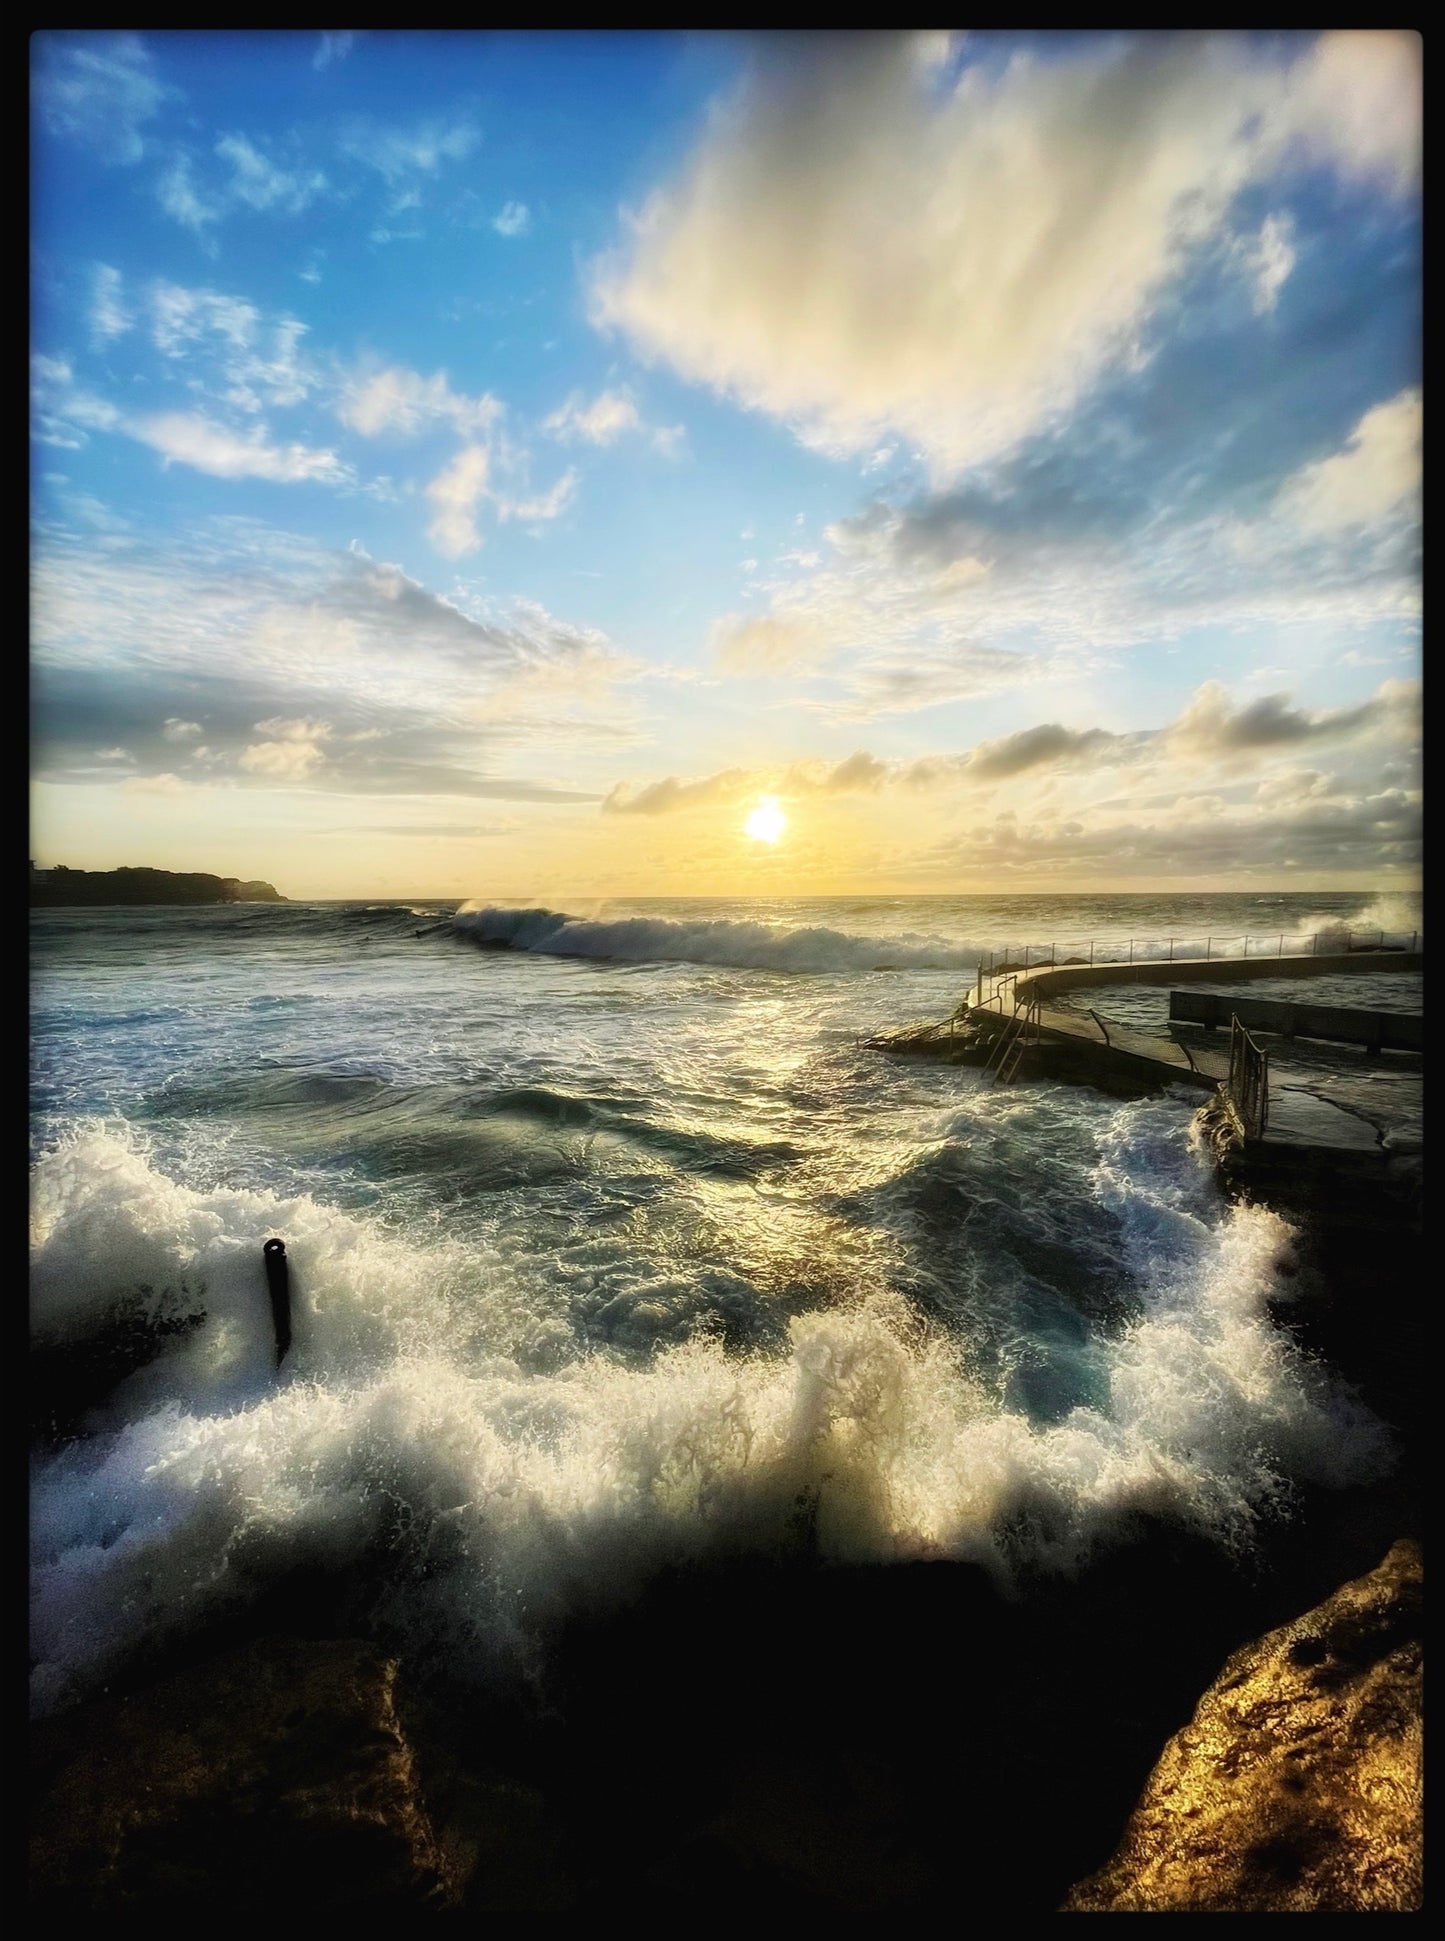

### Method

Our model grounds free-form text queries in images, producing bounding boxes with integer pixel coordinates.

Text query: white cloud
[161,717,203,741]
[239,716,331,781]
[150,281,257,355]
[592,32,1421,479]
[313,31,359,70]
[339,364,502,440]
[157,153,221,237]
[35,32,170,166]
[1279,29,1421,193]
[544,388,640,445]
[496,469,578,524]
[1274,389,1421,537]
[710,611,829,674]
[493,200,531,237]
[215,133,326,214]
[426,445,492,557]
[1239,212,1295,314]
[90,265,131,344]
[342,117,478,186]
[130,411,350,484]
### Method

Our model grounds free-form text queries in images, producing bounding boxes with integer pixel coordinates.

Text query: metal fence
[971,926,1419,1008]
[1227,1015,1270,1139]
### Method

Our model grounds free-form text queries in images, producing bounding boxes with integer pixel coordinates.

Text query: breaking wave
[29,1119,1390,1717]
[451,903,981,974]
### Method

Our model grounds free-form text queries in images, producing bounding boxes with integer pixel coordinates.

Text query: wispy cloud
[156,152,222,241]
[214,133,327,215]
[492,200,531,237]
[313,31,361,71]
[341,115,479,187]
[426,445,492,557]
[130,411,351,484]
[544,385,684,457]
[89,265,131,345]
[34,32,172,166]
[338,363,502,440]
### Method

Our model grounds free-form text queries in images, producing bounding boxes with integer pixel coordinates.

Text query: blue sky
[31,30,1421,896]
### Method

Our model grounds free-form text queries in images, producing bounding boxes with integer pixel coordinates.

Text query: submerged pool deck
[871,946,1422,1228]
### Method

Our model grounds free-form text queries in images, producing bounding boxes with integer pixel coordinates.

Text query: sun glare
[743,798,787,844]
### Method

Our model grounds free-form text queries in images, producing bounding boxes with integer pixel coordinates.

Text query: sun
[743,797,787,844]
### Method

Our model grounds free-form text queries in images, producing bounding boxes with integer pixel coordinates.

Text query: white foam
[452,903,981,974]
[29,1121,1391,1715]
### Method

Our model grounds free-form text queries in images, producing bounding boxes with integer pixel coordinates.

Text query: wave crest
[451,903,979,974]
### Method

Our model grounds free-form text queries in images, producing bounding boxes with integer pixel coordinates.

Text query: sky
[30,29,1421,898]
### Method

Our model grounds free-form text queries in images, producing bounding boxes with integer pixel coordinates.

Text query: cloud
[34,31,170,166]
[492,200,531,237]
[426,445,492,557]
[965,722,1129,781]
[1273,389,1421,537]
[157,152,221,237]
[710,612,829,674]
[214,133,327,214]
[341,116,478,187]
[910,789,1421,882]
[1279,28,1421,194]
[545,388,640,445]
[145,280,317,411]
[161,717,203,741]
[495,470,578,525]
[1238,212,1295,315]
[313,31,360,70]
[1167,677,1418,760]
[339,364,502,439]
[598,674,1419,818]
[424,444,576,554]
[544,387,684,458]
[121,771,192,797]
[239,716,331,780]
[591,31,1420,479]
[90,265,131,344]
[129,412,351,484]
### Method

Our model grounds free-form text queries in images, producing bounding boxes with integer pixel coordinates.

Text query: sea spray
[30,1115,1391,1717]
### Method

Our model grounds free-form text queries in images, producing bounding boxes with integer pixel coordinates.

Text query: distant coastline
[29,864,286,908]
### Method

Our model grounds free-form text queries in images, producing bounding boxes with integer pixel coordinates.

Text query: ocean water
[29,889,1418,1717]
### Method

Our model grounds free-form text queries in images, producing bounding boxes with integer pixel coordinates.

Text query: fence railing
[1227,1015,1270,1139]
[971,926,1419,1008]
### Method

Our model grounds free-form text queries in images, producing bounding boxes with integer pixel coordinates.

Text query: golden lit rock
[1062,1539,1422,1912]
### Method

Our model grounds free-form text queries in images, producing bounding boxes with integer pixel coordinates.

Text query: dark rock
[30,1637,454,1912]
[1061,1539,1422,1912]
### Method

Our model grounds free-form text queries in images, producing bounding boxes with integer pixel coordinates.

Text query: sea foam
[29,1118,1390,1717]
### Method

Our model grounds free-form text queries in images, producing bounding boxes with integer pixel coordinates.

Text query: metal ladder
[981,994,1039,1084]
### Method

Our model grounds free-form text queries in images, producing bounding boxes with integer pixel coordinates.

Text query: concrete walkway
[968,950,1423,1132]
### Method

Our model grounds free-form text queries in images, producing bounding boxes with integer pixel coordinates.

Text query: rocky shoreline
[31,1235,1422,1915]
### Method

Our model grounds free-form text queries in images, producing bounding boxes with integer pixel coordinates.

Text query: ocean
[29,888,1420,1721]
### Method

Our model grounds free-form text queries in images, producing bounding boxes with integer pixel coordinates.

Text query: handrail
[973,926,1419,990]
[1226,1014,1270,1139]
